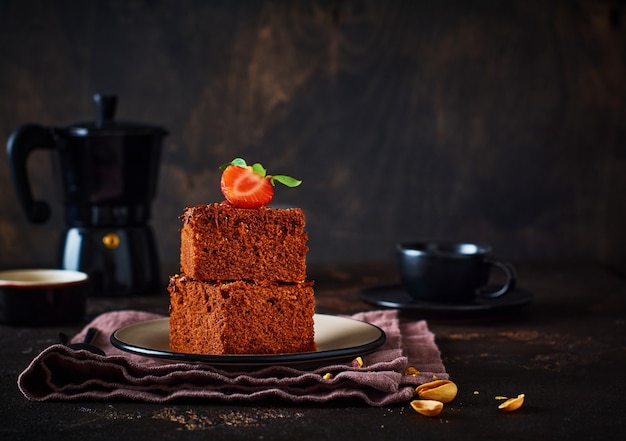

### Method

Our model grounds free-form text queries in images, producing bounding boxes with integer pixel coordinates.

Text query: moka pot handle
[6,124,55,223]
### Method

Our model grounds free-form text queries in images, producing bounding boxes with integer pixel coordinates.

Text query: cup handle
[479,259,517,298]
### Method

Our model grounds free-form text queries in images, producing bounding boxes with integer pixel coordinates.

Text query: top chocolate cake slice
[179,203,308,283]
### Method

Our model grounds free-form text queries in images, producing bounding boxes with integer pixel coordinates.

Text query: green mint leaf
[271,175,302,187]
[251,162,267,177]
[220,157,247,170]
[219,158,301,189]
[231,157,247,167]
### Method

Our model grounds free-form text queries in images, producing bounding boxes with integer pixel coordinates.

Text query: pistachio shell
[415,380,458,403]
[410,400,444,417]
[498,394,525,412]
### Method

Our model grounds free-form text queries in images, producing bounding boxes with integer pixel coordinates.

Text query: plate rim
[110,313,386,366]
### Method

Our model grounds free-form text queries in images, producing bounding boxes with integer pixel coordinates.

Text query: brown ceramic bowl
[0,269,89,326]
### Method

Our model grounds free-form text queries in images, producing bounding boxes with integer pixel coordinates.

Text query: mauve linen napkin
[18,309,447,406]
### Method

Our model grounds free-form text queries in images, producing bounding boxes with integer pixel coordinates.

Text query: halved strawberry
[219,158,301,209]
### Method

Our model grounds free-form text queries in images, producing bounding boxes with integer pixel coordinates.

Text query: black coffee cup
[396,241,516,303]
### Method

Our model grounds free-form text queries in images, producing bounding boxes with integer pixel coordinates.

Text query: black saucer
[358,284,533,318]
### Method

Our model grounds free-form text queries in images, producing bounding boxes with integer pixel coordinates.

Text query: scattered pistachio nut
[352,356,364,368]
[404,366,420,376]
[416,380,458,403]
[498,394,525,412]
[410,399,444,417]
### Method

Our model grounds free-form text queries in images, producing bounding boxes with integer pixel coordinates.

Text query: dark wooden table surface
[1,261,624,440]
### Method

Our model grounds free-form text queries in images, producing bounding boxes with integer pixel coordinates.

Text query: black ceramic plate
[359,284,533,317]
[111,314,386,369]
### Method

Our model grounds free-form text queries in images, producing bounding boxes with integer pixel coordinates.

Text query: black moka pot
[6,94,168,296]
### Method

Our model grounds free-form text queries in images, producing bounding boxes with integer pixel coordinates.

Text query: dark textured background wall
[1,0,625,274]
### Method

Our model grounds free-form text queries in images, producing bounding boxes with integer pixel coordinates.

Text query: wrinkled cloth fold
[18,310,447,406]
